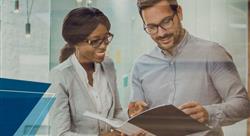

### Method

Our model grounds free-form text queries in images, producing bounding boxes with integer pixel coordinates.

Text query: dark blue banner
[0,78,54,136]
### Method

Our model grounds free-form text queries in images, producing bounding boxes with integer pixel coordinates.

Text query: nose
[157,26,167,37]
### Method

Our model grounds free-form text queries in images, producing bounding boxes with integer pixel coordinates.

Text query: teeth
[96,52,105,57]
[161,39,170,42]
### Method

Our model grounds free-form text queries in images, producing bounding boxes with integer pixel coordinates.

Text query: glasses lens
[144,13,175,34]
[104,33,113,45]
[144,25,157,34]
[89,33,113,48]
[90,39,103,48]
[160,17,173,30]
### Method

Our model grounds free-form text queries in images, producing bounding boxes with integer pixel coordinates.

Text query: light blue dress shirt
[130,31,250,136]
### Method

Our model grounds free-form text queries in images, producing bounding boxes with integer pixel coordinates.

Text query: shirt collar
[71,53,100,72]
[71,54,101,87]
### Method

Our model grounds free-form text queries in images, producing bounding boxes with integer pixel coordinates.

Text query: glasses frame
[143,13,176,35]
[84,32,114,48]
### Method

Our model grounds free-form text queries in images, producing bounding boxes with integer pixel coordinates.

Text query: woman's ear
[74,45,80,60]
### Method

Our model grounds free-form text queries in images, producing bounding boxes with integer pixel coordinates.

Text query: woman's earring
[75,48,80,61]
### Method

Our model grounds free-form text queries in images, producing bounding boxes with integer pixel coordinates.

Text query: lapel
[68,55,115,116]
[100,60,115,118]
[68,55,97,112]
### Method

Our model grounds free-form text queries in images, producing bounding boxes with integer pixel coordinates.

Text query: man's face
[141,0,184,53]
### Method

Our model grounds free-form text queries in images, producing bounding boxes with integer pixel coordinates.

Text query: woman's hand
[100,129,146,136]
[130,131,146,136]
[100,129,123,136]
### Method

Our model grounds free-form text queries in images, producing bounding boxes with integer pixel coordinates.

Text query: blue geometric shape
[0,78,51,136]
[0,78,50,93]
[14,96,55,136]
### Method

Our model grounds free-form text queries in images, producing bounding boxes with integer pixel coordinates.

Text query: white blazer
[48,55,127,136]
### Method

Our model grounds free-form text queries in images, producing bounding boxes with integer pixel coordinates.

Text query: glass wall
[0,0,51,135]
[0,0,50,82]
[0,0,249,135]
[179,0,248,135]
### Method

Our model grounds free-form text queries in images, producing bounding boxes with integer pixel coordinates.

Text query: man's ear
[176,6,183,21]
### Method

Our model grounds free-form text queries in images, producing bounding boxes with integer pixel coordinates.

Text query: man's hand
[178,101,208,123]
[128,101,148,117]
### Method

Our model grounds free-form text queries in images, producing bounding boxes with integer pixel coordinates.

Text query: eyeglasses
[144,13,176,34]
[84,32,114,48]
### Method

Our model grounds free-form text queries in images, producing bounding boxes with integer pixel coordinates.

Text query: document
[83,104,211,136]
[84,111,155,135]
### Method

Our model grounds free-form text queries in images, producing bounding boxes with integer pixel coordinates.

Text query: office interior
[0,0,249,135]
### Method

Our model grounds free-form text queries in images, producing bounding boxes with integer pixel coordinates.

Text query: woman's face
[76,24,111,63]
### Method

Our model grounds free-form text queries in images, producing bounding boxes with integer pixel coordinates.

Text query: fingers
[178,101,199,110]
[108,129,124,136]
[181,105,203,115]
[131,131,146,136]
[120,132,126,136]
[178,101,208,123]
[129,101,148,109]
[198,117,207,123]
[128,101,148,117]
[190,111,205,120]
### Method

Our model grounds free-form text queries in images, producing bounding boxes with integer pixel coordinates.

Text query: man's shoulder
[135,47,161,62]
[189,34,219,49]
[131,47,164,75]
[188,34,229,56]
[189,34,232,61]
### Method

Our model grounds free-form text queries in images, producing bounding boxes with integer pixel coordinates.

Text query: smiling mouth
[96,52,106,58]
[159,36,173,44]
[157,33,173,42]
[97,52,105,55]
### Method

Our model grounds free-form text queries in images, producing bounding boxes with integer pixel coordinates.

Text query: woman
[48,7,127,136]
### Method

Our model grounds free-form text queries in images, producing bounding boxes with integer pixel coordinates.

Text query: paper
[83,111,124,128]
[83,111,155,136]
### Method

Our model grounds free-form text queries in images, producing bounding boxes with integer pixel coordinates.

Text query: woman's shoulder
[102,56,115,66]
[51,57,73,72]
[49,58,75,82]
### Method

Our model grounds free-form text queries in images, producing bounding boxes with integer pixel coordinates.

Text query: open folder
[83,104,211,136]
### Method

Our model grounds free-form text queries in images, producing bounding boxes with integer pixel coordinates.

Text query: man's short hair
[137,0,179,18]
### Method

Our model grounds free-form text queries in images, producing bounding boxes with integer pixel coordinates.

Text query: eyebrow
[87,32,109,40]
[145,15,172,26]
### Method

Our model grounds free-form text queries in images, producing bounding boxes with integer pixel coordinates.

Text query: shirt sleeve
[129,63,146,102]
[48,70,98,136]
[111,61,129,121]
[204,44,250,128]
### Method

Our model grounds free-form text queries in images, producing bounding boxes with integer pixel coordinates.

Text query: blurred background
[0,0,249,135]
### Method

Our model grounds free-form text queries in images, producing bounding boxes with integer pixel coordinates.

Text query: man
[128,0,250,135]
